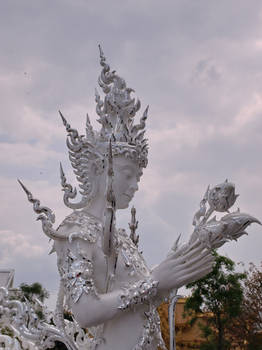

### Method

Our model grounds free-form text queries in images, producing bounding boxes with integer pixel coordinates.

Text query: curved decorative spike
[66,138,81,152]
[135,130,146,142]
[18,179,55,223]
[134,98,141,113]
[132,106,148,135]
[59,163,90,210]
[59,111,81,145]
[95,88,104,118]
[18,179,66,240]
[60,163,77,198]
[85,113,95,141]
[98,44,114,90]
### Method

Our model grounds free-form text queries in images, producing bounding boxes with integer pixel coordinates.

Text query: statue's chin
[116,202,130,210]
[115,198,131,210]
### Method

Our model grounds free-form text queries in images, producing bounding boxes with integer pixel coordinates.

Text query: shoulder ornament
[59,211,103,244]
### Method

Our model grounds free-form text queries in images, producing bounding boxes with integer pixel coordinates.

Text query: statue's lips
[123,193,133,201]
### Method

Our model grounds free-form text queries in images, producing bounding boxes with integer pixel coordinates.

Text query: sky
[1,0,262,308]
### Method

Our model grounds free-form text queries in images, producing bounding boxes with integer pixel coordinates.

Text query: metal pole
[168,289,182,350]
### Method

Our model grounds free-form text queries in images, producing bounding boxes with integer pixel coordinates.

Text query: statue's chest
[93,229,150,291]
[115,229,150,280]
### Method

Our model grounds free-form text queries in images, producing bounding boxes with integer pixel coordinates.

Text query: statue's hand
[151,243,214,292]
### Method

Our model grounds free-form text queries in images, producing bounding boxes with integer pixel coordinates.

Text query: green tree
[227,262,262,350]
[185,252,246,350]
[19,282,49,302]
[12,282,50,320]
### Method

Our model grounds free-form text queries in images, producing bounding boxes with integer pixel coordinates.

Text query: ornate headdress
[60,46,149,209]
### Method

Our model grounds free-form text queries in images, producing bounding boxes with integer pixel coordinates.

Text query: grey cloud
[192,58,222,83]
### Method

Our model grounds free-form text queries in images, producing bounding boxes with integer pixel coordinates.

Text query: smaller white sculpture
[13,47,260,350]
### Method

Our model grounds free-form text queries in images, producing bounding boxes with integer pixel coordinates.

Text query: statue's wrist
[118,278,159,310]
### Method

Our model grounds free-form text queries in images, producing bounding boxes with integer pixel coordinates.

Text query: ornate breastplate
[117,229,150,278]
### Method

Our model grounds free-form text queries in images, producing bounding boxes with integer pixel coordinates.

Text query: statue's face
[112,156,142,209]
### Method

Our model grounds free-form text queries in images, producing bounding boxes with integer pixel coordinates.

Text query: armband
[118,278,158,310]
[60,249,99,303]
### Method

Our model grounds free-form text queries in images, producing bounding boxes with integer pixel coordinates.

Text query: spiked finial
[59,110,67,127]
[98,44,105,63]
[129,206,139,246]
[18,178,31,198]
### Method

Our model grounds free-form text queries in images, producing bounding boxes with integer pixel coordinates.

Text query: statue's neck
[82,197,107,222]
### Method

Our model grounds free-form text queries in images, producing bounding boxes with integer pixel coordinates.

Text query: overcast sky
[1,0,262,308]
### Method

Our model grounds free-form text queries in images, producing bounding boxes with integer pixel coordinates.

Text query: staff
[102,138,118,292]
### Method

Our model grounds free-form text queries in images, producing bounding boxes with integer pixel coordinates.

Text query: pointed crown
[59,46,149,209]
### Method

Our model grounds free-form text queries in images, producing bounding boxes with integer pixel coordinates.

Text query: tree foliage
[19,282,49,302]
[227,262,262,350]
[185,252,246,350]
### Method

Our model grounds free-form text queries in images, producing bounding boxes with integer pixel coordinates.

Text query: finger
[173,256,214,280]
[170,249,211,270]
[173,259,214,279]
[183,239,202,255]
[170,243,189,259]
[180,252,214,270]
[170,240,202,260]
[171,244,209,265]
[176,265,213,288]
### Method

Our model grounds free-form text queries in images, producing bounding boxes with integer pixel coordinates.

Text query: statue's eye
[122,169,133,180]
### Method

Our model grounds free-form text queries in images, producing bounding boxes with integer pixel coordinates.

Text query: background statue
[17,47,260,350]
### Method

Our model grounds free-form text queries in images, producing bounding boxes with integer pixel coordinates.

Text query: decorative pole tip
[59,110,67,126]
[17,179,30,196]
[98,44,106,61]
[59,162,64,175]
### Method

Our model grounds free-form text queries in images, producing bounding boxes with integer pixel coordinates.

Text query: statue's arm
[71,288,126,328]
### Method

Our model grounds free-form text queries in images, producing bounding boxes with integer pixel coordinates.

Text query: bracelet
[118,278,159,310]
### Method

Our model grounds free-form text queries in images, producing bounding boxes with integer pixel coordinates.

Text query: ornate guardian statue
[15,47,260,350]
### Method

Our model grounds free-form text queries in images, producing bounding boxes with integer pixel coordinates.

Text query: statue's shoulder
[56,210,103,244]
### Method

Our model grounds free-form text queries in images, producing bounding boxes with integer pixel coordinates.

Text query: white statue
[16,46,260,350]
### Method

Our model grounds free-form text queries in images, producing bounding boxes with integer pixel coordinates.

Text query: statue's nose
[130,179,139,192]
